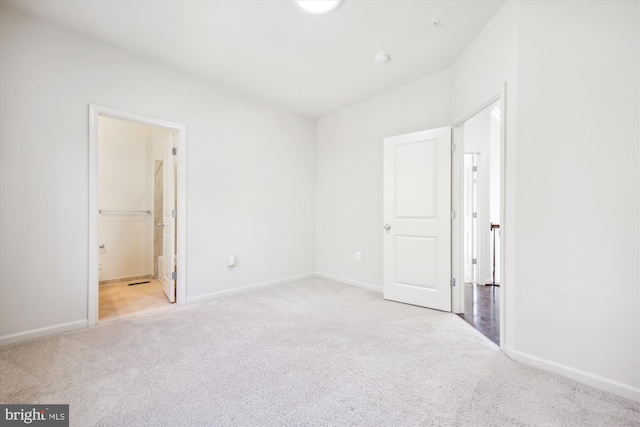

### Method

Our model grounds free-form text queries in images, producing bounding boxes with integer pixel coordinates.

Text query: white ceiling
[7,0,506,118]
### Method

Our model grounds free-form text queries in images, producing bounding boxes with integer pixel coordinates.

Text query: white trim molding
[186,273,316,304]
[315,273,383,294]
[504,345,640,402]
[88,104,188,326]
[0,320,87,346]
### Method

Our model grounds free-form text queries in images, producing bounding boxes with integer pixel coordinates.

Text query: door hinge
[451,142,456,152]
[450,278,456,287]
[472,212,477,218]
[472,166,477,172]
[472,258,477,265]
[172,147,177,155]
[171,209,177,218]
[450,210,456,220]
[171,271,177,280]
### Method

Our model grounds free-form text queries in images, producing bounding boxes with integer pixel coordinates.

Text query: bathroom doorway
[88,105,187,325]
[96,117,174,320]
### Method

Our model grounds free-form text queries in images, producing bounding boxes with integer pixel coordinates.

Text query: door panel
[161,133,176,302]
[395,236,437,289]
[383,127,451,311]
[395,141,436,218]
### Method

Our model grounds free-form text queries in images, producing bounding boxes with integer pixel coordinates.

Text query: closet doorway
[88,105,187,325]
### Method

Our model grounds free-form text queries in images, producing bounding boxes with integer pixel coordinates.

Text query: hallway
[458,282,499,345]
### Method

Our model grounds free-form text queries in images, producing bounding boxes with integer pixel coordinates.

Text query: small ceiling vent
[374,52,390,65]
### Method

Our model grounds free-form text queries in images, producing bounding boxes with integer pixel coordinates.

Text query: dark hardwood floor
[457,282,500,345]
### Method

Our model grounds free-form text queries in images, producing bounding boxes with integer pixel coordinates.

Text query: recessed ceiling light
[297,0,342,14]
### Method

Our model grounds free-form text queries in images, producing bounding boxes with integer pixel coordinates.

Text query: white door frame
[88,104,188,326]
[451,85,507,348]
[463,153,479,284]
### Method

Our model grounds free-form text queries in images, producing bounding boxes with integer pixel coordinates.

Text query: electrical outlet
[356,251,362,261]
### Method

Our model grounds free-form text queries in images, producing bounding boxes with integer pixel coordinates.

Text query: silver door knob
[384,224,391,230]
[158,223,165,227]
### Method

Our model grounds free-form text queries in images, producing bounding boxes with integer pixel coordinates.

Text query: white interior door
[383,127,452,311]
[161,133,176,302]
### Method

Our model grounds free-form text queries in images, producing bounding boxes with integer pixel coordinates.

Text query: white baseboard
[315,272,383,294]
[503,344,640,402]
[0,319,88,346]
[185,272,316,304]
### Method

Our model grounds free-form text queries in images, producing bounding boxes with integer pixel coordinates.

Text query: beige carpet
[1,277,638,426]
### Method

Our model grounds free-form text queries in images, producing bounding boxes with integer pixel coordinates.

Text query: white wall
[318,0,639,400]
[512,0,639,398]
[316,70,451,290]
[0,4,316,342]
[452,0,639,399]
[450,0,519,358]
[98,117,154,282]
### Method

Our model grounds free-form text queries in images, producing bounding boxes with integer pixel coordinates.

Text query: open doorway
[88,105,187,326]
[455,99,502,345]
[97,117,176,321]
